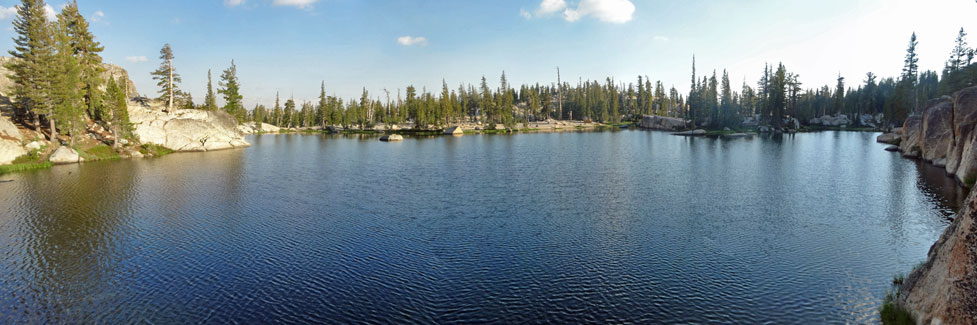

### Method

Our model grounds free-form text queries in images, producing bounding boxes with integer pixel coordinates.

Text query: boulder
[639,115,688,131]
[0,116,20,141]
[130,105,250,152]
[877,133,901,145]
[25,141,41,151]
[945,87,977,186]
[899,189,977,324]
[724,133,752,138]
[884,145,899,152]
[920,97,954,163]
[0,139,26,165]
[674,129,706,136]
[48,146,79,164]
[379,134,403,142]
[444,126,464,135]
[899,114,923,158]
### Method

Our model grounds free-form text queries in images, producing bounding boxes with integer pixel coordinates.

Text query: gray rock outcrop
[0,116,20,141]
[0,139,26,165]
[130,105,251,152]
[897,87,977,186]
[639,115,688,131]
[444,126,464,135]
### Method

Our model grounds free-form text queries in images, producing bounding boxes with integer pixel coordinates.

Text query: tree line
[236,28,973,131]
[7,1,976,136]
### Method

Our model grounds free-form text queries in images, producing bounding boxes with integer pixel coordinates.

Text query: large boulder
[900,114,924,158]
[444,126,464,135]
[0,139,26,165]
[639,115,687,131]
[920,97,954,163]
[48,146,79,164]
[130,105,250,152]
[877,133,901,145]
[946,87,977,186]
[379,134,403,142]
[0,116,20,141]
[899,189,977,324]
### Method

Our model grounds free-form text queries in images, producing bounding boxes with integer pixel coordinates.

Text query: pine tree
[833,74,845,115]
[901,33,920,114]
[151,44,180,111]
[105,75,131,147]
[218,60,244,122]
[204,69,217,111]
[50,19,84,145]
[6,0,55,131]
[948,28,971,71]
[59,0,105,120]
[273,92,282,126]
[317,81,328,128]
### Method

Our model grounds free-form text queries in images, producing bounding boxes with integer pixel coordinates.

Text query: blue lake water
[0,130,966,323]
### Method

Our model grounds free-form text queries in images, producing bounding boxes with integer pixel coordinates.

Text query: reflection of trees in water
[914,161,970,216]
[19,161,137,322]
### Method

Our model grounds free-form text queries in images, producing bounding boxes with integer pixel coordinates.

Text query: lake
[0,130,967,323]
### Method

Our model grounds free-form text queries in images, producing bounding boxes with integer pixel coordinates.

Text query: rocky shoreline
[875,86,977,323]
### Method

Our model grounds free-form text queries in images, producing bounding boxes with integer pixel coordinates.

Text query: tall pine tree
[218,60,244,122]
[151,43,180,111]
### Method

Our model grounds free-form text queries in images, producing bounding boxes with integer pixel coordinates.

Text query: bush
[79,144,121,161]
[139,143,174,157]
[880,291,915,325]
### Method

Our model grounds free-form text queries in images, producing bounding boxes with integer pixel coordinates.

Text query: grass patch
[880,291,915,325]
[140,143,174,157]
[11,146,45,164]
[0,161,52,175]
[77,144,121,161]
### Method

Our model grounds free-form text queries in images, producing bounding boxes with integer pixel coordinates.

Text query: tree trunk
[48,115,56,144]
[167,58,174,112]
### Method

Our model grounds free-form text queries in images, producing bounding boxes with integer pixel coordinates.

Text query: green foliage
[11,146,44,164]
[77,144,120,161]
[151,43,181,109]
[218,60,245,122]
[139,143,174,157]
[204,69,218,111]
[6,0,55,123]
[880,291,915,325]
[0,161,52,175]
[58,1,105,120]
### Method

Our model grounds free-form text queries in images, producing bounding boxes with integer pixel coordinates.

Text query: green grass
[880,291,915,325]
[11,146,45,164]
[140,143,174,157]
[0,161,52,175]
[77,144,121,161]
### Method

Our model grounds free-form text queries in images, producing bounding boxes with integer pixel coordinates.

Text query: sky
[0,0,975,108]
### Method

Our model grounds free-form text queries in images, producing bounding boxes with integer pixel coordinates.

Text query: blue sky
[0,0,976,108]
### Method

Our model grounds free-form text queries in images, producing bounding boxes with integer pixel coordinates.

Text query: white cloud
[272,0,319,9]
[562,0,634,24]
[44,4,56,21]
[653,35,669,42]
[537,0,567,15]
[125,56,148,63]
[397,36,428,46]
[91,10,105,22]
[224,0,245,7]
[520,9,532,19]
[0,6,17,20]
